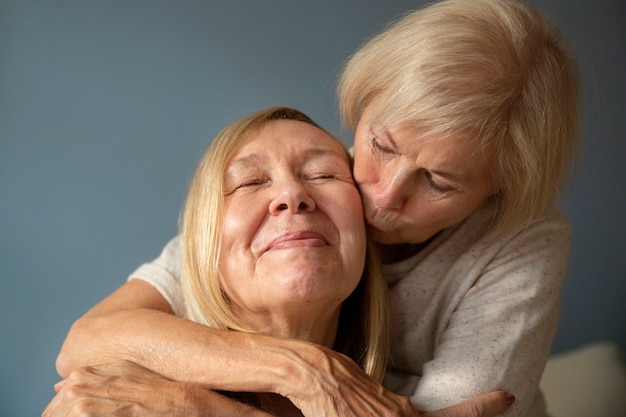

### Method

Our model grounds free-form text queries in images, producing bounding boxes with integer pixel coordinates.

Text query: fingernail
[505,393,516,405]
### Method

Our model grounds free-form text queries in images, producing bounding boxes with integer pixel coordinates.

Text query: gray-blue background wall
[1,1,624,415]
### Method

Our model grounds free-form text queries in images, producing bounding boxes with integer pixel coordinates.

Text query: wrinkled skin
[42,361,273,417]
[43,361,513,417]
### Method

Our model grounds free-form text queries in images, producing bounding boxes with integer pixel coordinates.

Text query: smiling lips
[267,231,328,250]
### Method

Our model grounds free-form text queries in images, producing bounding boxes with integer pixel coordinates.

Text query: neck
[233,304,341,347]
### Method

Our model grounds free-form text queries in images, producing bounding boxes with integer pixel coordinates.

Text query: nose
[269,179,316,215]
[370,167,413,210]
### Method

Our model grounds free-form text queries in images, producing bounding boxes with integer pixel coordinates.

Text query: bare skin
[56,269,415,415]
[53,280,513,417]
[44,361,513,417]
[44,361,274,417]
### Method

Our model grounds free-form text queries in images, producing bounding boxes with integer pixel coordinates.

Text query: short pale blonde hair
[180,107,389,381]
[339,0,580,237]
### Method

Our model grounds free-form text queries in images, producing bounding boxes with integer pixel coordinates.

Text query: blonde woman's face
[219,120,366,329]
[353,104,494,245]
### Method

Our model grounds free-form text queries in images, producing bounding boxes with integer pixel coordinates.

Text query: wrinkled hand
[280,344,513,417]
[41,361,273,417]
[285,345,417,416]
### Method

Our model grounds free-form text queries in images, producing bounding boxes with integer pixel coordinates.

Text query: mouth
[267,231,328,251]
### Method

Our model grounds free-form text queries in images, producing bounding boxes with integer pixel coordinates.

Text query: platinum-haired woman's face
[353,103,494,245]
[218,119,366,328]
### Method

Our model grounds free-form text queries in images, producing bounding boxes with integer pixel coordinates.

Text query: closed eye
[238,178,268,188]
[372,137,394,154]
[305,173,335,180]
[425,172,454,194]
[224,178,270,195]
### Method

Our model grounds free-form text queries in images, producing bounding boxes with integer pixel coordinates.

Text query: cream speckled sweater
[129,206,570,417]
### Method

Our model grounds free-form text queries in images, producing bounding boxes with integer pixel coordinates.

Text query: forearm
[44,360,276,417]
[57,306,419,417]
[57,307,316,394]
[54,280,417,416]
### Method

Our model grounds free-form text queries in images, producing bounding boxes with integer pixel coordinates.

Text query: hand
[42,361,273,417]
[278,344,513,417]
[281,344,418,416]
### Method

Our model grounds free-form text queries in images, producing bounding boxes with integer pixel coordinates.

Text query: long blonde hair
[180,107,389,381]
[339,0,580,237]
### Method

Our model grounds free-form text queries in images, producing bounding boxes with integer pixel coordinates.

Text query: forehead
[230,120,347,163]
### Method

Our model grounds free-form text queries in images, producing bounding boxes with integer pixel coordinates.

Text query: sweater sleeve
[412,215,571,417]
[127,235,185,317]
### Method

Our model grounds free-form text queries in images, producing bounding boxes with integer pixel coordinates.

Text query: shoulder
[418,206,572,284]
[447,205,571,253]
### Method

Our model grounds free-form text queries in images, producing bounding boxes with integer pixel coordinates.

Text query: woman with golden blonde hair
[49,0,578,416]
[178,107,389,383]
[48,107,391,416]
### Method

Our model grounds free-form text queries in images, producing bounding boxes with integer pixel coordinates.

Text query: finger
[422,391,515,417]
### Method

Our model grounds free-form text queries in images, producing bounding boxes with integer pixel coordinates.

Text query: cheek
[337,190,367,257]
[221,214,245,250]
[221,201,264,258]
[352,145,377,185]
[322,186,366,241]
[339,187,366,221]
